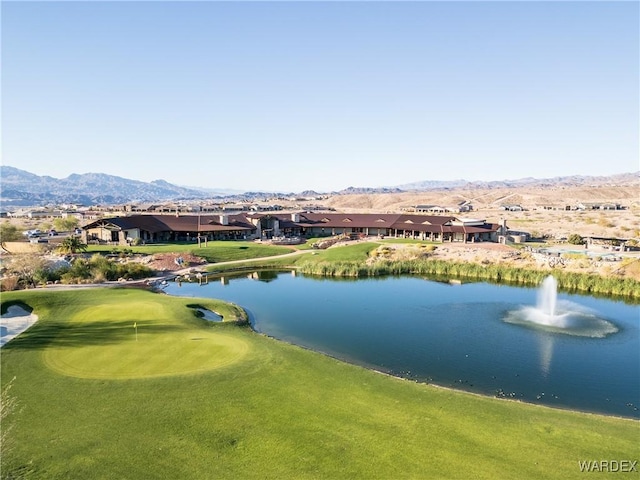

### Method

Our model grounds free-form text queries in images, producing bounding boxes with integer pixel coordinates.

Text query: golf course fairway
[1,288,638,479]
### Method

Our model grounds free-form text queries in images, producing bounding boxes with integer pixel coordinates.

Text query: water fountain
[538,275,558,318]
[504,275,618,337]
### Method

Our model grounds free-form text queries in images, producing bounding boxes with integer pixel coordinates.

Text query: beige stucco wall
[2,241,48,253]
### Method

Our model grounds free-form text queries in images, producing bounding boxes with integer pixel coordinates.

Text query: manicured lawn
[1,289,638,479]
[288,242,378,263]
[378,238,438,245]
[311,242,378,261]
[87,241,294,263]
[204,242,379,273]
[295,237,327,250]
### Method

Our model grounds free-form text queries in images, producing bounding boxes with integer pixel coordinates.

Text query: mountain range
[0,166,222,206]
[0,165,637,207]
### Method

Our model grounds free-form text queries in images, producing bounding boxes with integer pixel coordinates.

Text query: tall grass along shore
[298,259,640,299]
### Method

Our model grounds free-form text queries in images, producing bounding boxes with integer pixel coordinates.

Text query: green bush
[58,256,153,284]
[567,234,584,245]
[61,258,92,283]
[114,262,153,280]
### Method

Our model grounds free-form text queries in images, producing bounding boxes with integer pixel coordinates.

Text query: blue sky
[2,1,638,192]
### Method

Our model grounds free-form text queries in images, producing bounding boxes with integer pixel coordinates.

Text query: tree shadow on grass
[2,320,184,351]
[0,301,33,316]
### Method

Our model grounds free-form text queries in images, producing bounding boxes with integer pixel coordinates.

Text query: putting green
[42,301,248,379]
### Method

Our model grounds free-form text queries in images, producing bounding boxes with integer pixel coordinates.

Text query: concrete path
[172,249,311,275]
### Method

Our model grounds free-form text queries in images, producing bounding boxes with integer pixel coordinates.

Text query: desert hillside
[325,182,639,212]
[322,181,640,240]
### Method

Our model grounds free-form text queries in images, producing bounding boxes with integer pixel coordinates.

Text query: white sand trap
[1,305,38,347]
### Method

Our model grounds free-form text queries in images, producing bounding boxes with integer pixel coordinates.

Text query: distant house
[8,209,52,219]
[82,212,501,245]
[61,203,85,210]
[576,202,622,211]
[61,211,85,220]
[250,204,283,212]
[221,204,250,212]
[412,204,470,213]
[298,204,334,212]
[500,205,524,212]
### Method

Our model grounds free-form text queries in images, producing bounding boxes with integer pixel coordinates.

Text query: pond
[165,272,640,418]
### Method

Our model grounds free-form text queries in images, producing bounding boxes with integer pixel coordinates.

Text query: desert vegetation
[298,258,640,299]
[1,253,154,290]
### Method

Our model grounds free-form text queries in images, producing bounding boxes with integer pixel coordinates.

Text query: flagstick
[134,322,138,342]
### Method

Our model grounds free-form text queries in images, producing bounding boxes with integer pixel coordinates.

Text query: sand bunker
[1,305,38,347]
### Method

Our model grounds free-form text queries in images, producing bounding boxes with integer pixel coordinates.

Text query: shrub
[89,254,117,280]
[598,217,615,228]
[567,234,584,245]
[55,255,154,284]
[0,276,20,292]
[61,258,92,283]
[115,262,153,280]
[33,268,52,286]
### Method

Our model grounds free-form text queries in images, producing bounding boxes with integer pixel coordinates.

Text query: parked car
[74,228,82,235]
[49,229,58,236]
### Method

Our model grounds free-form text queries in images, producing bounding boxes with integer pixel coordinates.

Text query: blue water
[166,272,640,418]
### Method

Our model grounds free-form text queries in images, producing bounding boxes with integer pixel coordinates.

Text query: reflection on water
[165,272,640,418]
[537,335,554,378]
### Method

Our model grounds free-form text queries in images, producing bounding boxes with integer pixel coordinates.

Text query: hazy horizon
[3,164,637,195]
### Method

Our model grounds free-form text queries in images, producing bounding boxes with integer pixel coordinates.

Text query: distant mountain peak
[0,166,208,206]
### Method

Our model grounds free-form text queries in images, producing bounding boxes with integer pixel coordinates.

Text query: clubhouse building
[82,212,503,245]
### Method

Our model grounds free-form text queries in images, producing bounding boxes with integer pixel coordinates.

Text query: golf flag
[133,322,137,329]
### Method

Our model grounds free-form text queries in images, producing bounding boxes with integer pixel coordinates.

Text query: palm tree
[57,236,88,254]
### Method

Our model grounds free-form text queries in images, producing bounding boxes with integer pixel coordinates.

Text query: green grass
[42,304,248,380]
[87,241,293,263]
[2,289,638,479]
[378,238,438,245]
[295,237,329,250]
[202,242,379,273]
[307,242,378,262]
